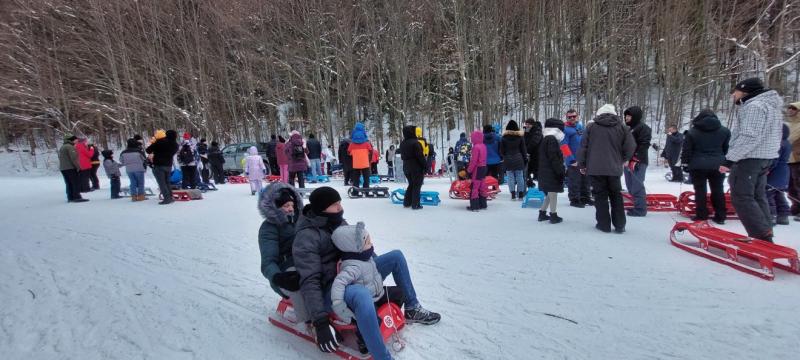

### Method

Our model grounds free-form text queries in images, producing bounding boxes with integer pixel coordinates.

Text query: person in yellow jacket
[786,102,800,218]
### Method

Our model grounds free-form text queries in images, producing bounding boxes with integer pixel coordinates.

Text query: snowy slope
[1,167,799,360]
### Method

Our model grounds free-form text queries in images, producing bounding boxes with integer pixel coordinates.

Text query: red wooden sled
[448,176,501,200]
[227,175,249,184]
[670,221,800,280]
[622,193,679,212]
[265,175,282,183]
[677,191,737,219]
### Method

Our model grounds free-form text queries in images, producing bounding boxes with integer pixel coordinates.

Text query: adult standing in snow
[285,131,308,188]
[267,134,279,176]
[323,144,336,176]
[538,119,566,223]
[75,137,94,193]
[306,133,323,183]
[523,118,543,187]
[88,142,101,190]
[662,126,684,182]
[623,106,652,217]
[483,125,503,183]
[197,138,210,184]
[208,141,226,184]
[177,143,197,189]
[58,134,87,203]
[146,129,179,205]
[276,136,289,183]
[338,139,353,186]
[723,78,784,242]
[766,124,792,225]
[259,183,306,319]
[371,145,380,174]
[680,109,731,224]
[467,130,489,211]
[385,145,396,178]
[348,123,374,191]
[577,104,636,233]
[119,138,149,202]
[245,146,267,195]
[292,186,440,359]
[564,110,591,207]
[499,120,527,200]
[400,125,426,209]
[785,102,800,220]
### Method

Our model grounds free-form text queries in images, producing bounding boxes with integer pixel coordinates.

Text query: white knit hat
[595,104,617,116]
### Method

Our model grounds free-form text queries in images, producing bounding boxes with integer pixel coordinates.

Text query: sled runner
[269,298,405,360]
[227,175,249,184]
[295,188,313,198]
[677,191,737,219]
[390,189,441,206]
[197,182,218,192]
[448,176,501,200]
[520,188,546,208]
[377,175,394,182]
[170,189,203,201]
[622,193,679,212]
[348,187,390,198]
[670,221,800,280]
[120,187,154,197]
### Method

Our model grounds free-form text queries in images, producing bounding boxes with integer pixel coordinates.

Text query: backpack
[291,144,305,160]
[457,142,472,163]
[178,149,194,165]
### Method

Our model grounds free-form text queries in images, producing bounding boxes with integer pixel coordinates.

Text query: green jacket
[58,141,80,171]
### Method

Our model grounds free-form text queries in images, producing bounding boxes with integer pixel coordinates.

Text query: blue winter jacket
[351,122,368,144]
[484,132,502,165]
[561,124,581,166]
[768,124,791,189]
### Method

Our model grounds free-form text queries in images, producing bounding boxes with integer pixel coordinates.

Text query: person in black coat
[337,139,353,185]
[399,125,427,210]
[623,106,652,217]
[208,141,226,184]
[145,130,179,204]
[523,118,543,187]
[681,109,731,224]
[500,120,528,200]
[266,134,279,176]
[537,119,566,223]
[662,126,684,182]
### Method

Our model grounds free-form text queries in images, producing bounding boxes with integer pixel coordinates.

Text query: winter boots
[131,194,146,202]
[511,192,517,201]
[539,211,562,224]
[467,198,480,211]
[776,215,790,225]
[538,211,550,222]
[518,191,526,200]
[479,196,487,209]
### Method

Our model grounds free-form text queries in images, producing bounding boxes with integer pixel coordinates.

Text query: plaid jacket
[727,90,784,162]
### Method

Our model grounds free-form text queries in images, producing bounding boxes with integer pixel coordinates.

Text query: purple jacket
[285,133,308,173]
[468,130,487,179]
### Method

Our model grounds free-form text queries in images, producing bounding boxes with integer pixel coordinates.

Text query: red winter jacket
[75,141,95,170]
[348,141,373,170]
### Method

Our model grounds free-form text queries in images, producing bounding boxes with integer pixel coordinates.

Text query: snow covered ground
[1,167,799,360]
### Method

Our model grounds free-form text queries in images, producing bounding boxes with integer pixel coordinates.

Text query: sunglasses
[566,115,578,119]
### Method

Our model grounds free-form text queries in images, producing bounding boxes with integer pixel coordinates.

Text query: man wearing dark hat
[58,134,87,202]
[722,77,784,242]
[292,186,440,358]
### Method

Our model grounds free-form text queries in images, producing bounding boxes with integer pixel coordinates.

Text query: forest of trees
[1,0,799,151]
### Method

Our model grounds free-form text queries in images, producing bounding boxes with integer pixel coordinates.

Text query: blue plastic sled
[521,188,546,208]
[369,175,381,185]
[170,169,182,185]
[305,174,331,183]
[390,188,441,206]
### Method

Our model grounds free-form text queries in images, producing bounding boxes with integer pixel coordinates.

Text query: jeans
[506,169,525,194]
[309,158,321,180]
[567,165,591,203]
[127,171,146,196]
[343,250,419,360]
[60,169,82,201]
[590,175,626,231]
[729,159,773,239]
[690,169,726,221]
[623,163,648,215]
[153,166,173,200]
[109,176,121,198]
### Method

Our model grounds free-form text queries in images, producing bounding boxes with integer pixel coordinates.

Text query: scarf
[341,247,375,262]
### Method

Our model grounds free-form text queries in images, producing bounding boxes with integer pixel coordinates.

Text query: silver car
[222,142,270,174]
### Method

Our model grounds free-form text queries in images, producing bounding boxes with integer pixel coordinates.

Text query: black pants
[590,175,626,231]
[567,166,591,203]
[387,161,394,177]
[352,168,371,188]
[789,163,800,215]
[90,164,101,189]
[371,163,378,174]
[289,171,305,188]
[690,169,726,221]
[181,166,197,189]
[79,169,92,192]
[109,176,121,198]
[269,157,279,176]
[343,164,353,185]
[211,163,225,183]
[668,158,683,181]
[729,159,773,239]
[200,160,210,183]
[61,169,82,201]
[153,166,173,200]
[488,163,502,183]
[404,171,423,208]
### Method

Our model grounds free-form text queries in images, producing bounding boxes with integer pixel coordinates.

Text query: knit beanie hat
[274,188,295,208]
[733,78,764,94]
[309,186,342,214]
[544,118,565,131]
[505,120,520,131]
[154,129,167,140]
[101,149,113,159]
[482,124,494,133]
[596,104,617,116]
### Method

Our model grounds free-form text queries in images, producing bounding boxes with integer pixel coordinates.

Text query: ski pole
[766,184,800,203]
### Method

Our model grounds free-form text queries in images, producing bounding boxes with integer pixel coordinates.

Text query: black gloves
[681,165,689,173]
[313,318,339,353]
[272,271,300,292]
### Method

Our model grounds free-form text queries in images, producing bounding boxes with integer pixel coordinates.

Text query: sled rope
[767,184,800,203]
[384,286,406,352]
[542,312,578,325]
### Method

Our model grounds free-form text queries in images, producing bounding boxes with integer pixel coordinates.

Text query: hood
[544,118,565,131]
[402,125,417,140]
[505,120,520,131]
[247,146,259,155]
[502,130,524,137]
[101,150,113,159]
[593,113,621,127]
[415,127,423,138]
[543,127,565,143]
[470,130,484,145]
[289,133,304,145]
[691,110,722,132]
[258,182,304,224]
[483,132,497,144]
[165,130,178,141]
[623,106,643,127]
[459,132,466,139]
[331,222,369,253]
[596,104,617,116]
[351,122,368,144]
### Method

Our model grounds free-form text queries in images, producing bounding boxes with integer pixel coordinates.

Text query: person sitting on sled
[293,186,440,360]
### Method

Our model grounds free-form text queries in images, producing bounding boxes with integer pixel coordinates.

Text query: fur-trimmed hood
[502,130,524,137]
[258,182,304,225]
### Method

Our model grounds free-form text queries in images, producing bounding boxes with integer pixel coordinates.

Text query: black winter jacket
[338,140,352,168]
[306,138,322,159]
[537,131,566,193]
[208,145,225,166]
[500,130,527,171]
[578,113,636,176]
[145,133,179,167]
[400,125,427,175]
[624,106,652,165]
[681,110,731,171]
[662,132,683,163]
